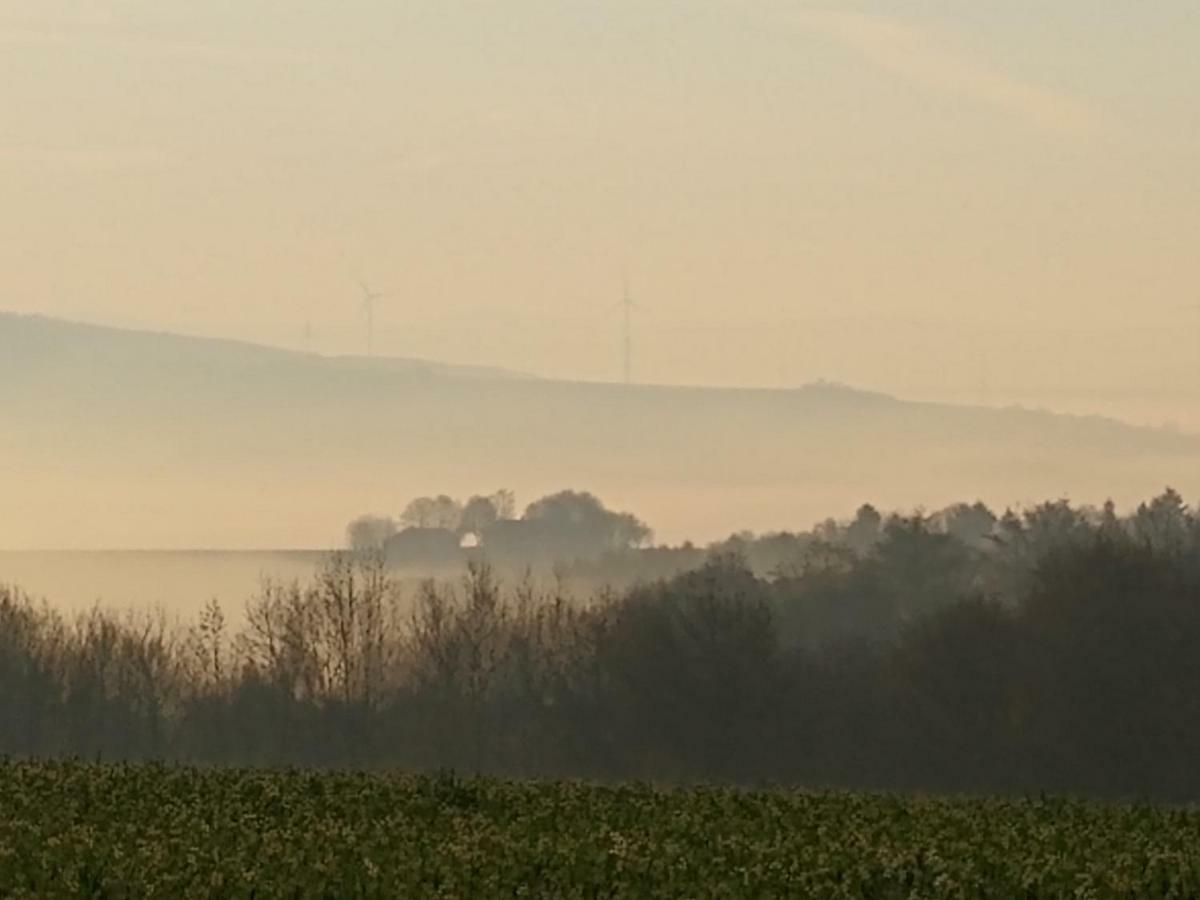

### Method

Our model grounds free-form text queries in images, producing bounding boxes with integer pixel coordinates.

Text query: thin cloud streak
[790,10,1104,136]
[0,25,316,65]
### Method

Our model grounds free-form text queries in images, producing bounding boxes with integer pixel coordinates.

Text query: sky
[4,1,1200,421]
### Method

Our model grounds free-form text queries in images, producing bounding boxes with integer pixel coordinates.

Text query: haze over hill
[3,312,1199,551]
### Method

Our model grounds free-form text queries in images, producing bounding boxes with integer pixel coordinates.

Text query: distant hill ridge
[0,312,535,383]
[0,310,1180,423]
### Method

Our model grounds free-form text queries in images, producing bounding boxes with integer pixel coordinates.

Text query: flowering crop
[0,761,1197,898]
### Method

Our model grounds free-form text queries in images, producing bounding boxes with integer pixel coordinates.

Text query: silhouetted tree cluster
[4,488,1200,800]
[349,489,652,569]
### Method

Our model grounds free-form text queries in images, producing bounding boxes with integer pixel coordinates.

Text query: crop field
[1,762,1198,898]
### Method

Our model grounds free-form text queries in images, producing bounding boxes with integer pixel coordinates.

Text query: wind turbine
[358,281,392,357]
[618,273,636,385]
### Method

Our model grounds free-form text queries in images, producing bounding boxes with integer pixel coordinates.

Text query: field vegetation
[2,761,1199,899]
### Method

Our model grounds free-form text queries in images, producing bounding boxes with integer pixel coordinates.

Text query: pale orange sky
[4,2,1200,424]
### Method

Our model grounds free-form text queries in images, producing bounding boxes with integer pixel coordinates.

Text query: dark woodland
[3,488,1200,801]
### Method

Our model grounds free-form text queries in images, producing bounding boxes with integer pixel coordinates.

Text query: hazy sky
[4,1,1199,406]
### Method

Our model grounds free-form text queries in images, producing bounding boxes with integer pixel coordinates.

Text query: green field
[1,762,1198,898]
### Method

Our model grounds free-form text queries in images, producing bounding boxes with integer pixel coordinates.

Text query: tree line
[346,489,653,569]
[2,488,1200,800]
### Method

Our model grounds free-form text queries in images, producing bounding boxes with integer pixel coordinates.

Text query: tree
[1130,487,1192,556]
[460,495,500,538]
[240,553,398,711]
[863,514,977,630]
[935,502,997,549]
[1017,534,1200,796]
[401,495,462,531]
[345,515,398,553]
[523,491,652,554]
[186,598,227,691]
[597,553,778,780]
[315,551,394,709]
[893,597,1020,790]
[844,504,882,555]
[490,489,517,521]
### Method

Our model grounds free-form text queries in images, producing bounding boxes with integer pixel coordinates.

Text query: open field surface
[1,762,1199,898]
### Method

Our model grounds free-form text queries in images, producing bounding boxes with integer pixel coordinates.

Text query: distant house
[383,527,463,568]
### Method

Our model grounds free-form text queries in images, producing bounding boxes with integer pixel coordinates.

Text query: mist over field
[3,313,1199,558]
[6,1,1200,847]
[6,3,1200,564]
